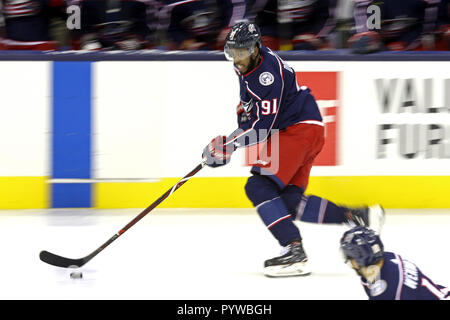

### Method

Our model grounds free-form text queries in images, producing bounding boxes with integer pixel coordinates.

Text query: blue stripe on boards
[52,62,92,208]
[51,183,92,208]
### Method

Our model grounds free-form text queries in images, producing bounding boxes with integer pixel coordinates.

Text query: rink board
[0,52,449,208]
[3,175,450,209]
[0,177,47,209]
[93,176,450,209]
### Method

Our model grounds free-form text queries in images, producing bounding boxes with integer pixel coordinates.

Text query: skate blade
[368,204,385,234]
[264,261,311,278]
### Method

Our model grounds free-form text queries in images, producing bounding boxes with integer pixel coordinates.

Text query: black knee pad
[244,174,279,206]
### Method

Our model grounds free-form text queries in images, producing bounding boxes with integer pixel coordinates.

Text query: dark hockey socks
[245,175,301,246]
[256,197,301,246]
[296,195,347,224]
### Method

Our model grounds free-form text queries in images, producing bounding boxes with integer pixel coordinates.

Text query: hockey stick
[40,128,240,269]
[39,160,207,268]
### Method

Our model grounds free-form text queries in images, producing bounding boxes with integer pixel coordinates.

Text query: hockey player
[0,0,66,50]
[202,22,385,277]
[436,0,450,50]
[340,226,450,300]
[245,0,338,50]
[159,0,247,50]
[75,0,154,50]
[348,0,446,53]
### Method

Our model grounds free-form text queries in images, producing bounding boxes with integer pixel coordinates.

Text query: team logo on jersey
[369,280,387,297]
[259,72,274,86]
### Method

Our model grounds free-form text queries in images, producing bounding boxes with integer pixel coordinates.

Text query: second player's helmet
[224,22,262,61]
[340,226,384,268]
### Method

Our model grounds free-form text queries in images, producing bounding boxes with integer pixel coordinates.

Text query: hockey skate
[344,204,385,234]
[264,239,311,277]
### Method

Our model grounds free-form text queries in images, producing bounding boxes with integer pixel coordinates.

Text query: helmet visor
[224,44,255,61]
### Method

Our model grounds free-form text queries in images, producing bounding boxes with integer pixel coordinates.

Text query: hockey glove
[203,135,235,168]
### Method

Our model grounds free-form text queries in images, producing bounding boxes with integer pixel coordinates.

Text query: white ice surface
[1,208,449,300]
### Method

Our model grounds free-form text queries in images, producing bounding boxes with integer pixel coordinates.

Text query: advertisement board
[0,57,449,208]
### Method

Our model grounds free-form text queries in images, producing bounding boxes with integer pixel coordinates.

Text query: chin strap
[359,263,382,284]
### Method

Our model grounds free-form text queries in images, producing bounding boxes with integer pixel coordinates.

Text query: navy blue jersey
[360,252,450,300]
[2,0,64,41]
[231,45,323,148]
[353,0,443,49]
[437,0,449,28]
[79,0,151,43]
[159,0,246,49]
[160,0,217,46]
[246,0,337,39]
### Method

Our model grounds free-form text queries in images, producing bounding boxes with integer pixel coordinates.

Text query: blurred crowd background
[0,0,448,53]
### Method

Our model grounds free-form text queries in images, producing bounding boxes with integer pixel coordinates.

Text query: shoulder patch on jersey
[370,280,387,297]
[259,72,274,86]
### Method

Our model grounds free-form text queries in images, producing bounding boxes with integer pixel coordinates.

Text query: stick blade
[39,250,86,268]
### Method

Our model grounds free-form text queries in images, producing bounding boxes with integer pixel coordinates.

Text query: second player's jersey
[2,0,63,42]
[247,0,337,39]
[353,0,443,49]
[360,252,450,300]
[231,45,323,148]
